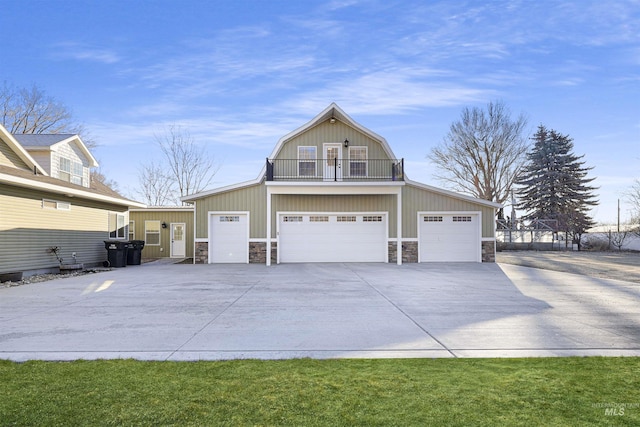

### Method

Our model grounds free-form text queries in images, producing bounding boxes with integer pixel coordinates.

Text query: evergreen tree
[516,125,598,247]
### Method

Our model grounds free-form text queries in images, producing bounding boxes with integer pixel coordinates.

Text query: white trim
[207,211,250,264]
[417,211,482,263]
[276,211,389,264]
[323,142,343,181]
[348,145,368,178]
[195,237,208,243]
[482,237,497,241]
[0,172,145,208]
[144,220,161,246]
[0,124,48,175]
[130,206,194,212]
[23,135,99,168]
[266,182,403,195]
[407,180,501,209]
[170,222,187,258]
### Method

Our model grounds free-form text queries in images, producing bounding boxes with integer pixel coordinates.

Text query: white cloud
[50,42,121,64]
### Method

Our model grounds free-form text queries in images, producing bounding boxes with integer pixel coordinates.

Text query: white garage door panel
[420,214,479,262]
[279,214,387,263]
[209,214,248,263]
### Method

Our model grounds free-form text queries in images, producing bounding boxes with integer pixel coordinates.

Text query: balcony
[266,158,404,182]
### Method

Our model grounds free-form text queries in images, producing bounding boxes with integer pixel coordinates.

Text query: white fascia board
[181,179,261,201]
[406,179,502,209]
[0,125,48,175]
[51,135,99,168]
[130,206,195,212]
[266,181,403,195]
[0,172,146,208]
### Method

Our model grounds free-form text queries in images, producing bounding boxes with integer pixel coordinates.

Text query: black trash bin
[127,240,145,265]
[104,240,128,268]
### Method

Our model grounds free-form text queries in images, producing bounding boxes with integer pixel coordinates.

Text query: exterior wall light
[343,138,349,148]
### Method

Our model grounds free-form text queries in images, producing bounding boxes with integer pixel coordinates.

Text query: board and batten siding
[0,185,128,274]
[0,139,30,170]
[195,183,267,239]
[129,210,194,258]
[272,194,397,238]
[274,121,390,161]
[402,184,496,238]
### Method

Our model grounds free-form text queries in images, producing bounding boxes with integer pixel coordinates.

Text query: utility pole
[618,199,620,233]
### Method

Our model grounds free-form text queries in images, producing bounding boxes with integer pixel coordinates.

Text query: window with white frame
[145,220,161,245]
[59,157,84,185]
[109,213,127,239]
[349,146,367,177]
[129,220,135,240]
[42,199,71,210]
[298,146,317,177]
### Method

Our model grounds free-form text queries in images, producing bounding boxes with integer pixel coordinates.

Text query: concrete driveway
[1,262,639,361]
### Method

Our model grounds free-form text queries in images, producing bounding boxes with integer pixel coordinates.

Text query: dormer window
[298,146,317,177]
[59,157,84,185]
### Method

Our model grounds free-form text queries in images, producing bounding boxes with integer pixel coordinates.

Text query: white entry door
[170,223,186,258]
[323,143,342,181]
[209,213,249,263]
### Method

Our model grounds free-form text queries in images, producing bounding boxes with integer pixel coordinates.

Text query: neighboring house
[182,103,501,265]
[0,124,145,277]
[129,207,194,259]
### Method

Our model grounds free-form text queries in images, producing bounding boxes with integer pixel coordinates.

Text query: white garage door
[279,213,387,263]
[209,213,248,263]
[419,214,480,262]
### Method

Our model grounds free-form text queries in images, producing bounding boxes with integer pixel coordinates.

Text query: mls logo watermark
[592,402,639,416]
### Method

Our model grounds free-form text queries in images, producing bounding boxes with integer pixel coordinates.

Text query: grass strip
[1,357,639,426]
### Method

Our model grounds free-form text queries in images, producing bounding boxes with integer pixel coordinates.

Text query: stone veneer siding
[195,242,208,264]
[388,241,418,263]
[195,241,278,264]
[249,242,278,264]
[481,240,496,263]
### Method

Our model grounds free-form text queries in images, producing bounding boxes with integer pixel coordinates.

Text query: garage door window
[220,216,240,222]
[337,216,356,222]
[283,216,303,222]
[310,216,329,222]
[363,215,382,222]
[453,216,472,222]
[424,216,443,222]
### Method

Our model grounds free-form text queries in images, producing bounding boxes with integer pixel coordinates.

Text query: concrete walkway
[1,262,639,361]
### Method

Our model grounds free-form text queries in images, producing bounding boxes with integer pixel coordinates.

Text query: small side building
[129,207,194,259]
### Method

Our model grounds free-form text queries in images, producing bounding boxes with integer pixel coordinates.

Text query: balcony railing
[266,158,404,182]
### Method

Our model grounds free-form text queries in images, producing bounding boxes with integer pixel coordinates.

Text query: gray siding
[274,121,390,161]
[272,194,397,238]
[194,183,266,239]
[402,184,496,238]
[0,185,128,274]
[129,210,194,258]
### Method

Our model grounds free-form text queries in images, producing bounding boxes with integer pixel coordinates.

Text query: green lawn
[1,357,638,426]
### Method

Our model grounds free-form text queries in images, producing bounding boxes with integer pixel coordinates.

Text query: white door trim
[170,222,186,258]
[417,211,482,262]
[276,211,388,264]
[323,143,343,181]
[207,211,250,264]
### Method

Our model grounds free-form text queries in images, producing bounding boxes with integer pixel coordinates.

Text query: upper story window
[298,146,317,177]
[59,157,84,186]
[349,146,367,177]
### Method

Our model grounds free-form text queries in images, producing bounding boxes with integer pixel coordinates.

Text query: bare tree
[138,125,219,205]
[627,179,640,237]
[136,161,176,206]
[428,100,529,217]
[0,81,96,148]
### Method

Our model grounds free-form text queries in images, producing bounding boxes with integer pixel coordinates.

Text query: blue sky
[2,0,638,224]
